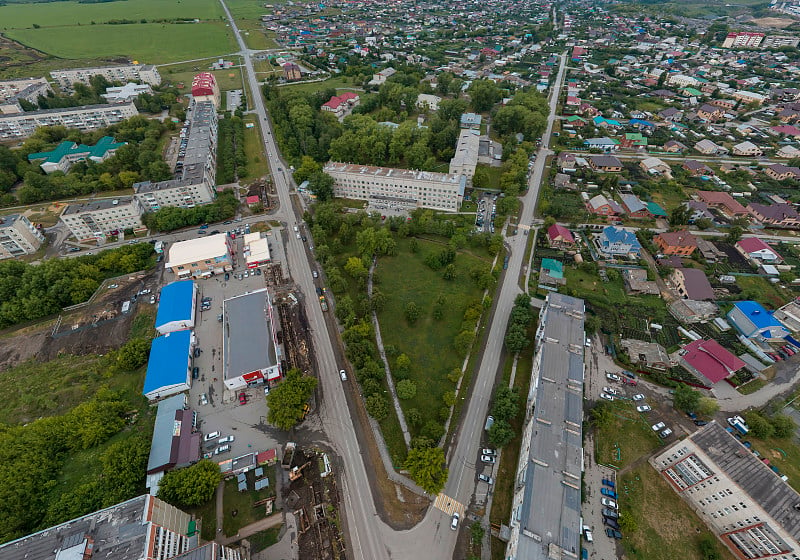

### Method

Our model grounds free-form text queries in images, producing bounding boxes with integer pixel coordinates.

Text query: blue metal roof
[732,301,782,329]
[143,330,192,397]
[155,280,195,329]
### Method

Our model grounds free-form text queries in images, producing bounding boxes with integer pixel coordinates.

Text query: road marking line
[434,493,465,517]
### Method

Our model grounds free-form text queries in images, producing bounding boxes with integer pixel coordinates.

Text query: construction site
[282,443,345,560]
[263,262,314,376]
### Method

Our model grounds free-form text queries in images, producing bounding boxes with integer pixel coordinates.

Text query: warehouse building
[0,102,138,140]
[59,196,144,242]
[324,161,465,212]
[652,421,800,560]
[134,100,218,211]
[143,330,193,401]
[505,292,585,560]
[50,64,161,91]
[155,280,197,334]
[165,234,233,278]
[222,289,281,391]
[145,394,201,492]
[0,214,45,259]
[244,232,271,268]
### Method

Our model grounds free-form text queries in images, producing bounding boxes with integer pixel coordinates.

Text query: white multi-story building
[0,77,52,114]
[134,100,218,211]
[0,102,138,140]
[324,161,465,212]
[763,35,800,48]
[59,197,144,242]
[449,128,480,179]
[50,64,161,91]
[652,421,800,560]
[722,32,765,48]
[0,214,45,259]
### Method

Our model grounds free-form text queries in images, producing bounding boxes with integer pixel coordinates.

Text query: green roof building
[28,136,125,174]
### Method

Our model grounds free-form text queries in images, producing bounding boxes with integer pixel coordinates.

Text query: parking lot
[474,192,496,234]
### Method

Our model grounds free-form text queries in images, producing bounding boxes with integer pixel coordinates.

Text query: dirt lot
[749,16,797,28]
[0,268,161,371]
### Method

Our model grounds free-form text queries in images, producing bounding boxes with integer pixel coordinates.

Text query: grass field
[281,76,361,95]
[735,276,792,309]
[189,499,218,541]
[161,62,246,93]
[745,432,800,494]
[376,237,489,435]
[594,401,662,469]
[248,527,282,553]
[6,22,236,64]
[243,114,270,180]
[222,467,276,536]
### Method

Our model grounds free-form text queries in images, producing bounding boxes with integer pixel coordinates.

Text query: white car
[601,497,618,509]
[606,373,621,382]
[200,393,208,406]
[481,454,496,464]
[660,428,673,438]
[600,392,615,401]
[583,526,593,543]
[218,435,235,444]
[215,444,231,455]
[340,369,347,381]
[482,448,497,456]
[632,393,645,401]
[450,512,460,530]
[204,431,220,442]
[603,386,620,396]
[652,422,666,432]
[636,405,652,412]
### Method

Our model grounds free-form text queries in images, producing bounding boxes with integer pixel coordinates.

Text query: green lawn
[376,238,489,436]
[188,498,218,541]
[281,76,361,95]
[735,276,792,309]
[737,377,767,395]
[161,62,246,93]
[248,527,282,553]
[242,114,269,181]
[6,22,236,64]
[221,467,276,536]
[594,401,662,469]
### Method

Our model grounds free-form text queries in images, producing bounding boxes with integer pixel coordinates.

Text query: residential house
[728,300,791,341]
[369,67,396,85]
[694,139,728,156]
[598,226,641,258]
[683,160,715,176]
[669,299,719,324]
[553,173,575,190]
[663,139,688,153]
[619,193,652,219]
[769,124,800,139]
[547,223,576,248]
[679,339,745,385]
[640,156,671,175]
[539,258,566,286]
[283,62,302,81]
[773,298,800,333]
[735,237,782,263]
[684,200,715,223]
[658,107,683,122]
[416,93,441,112]
[654,230,698,256]
[697,237,726,262]
[586,194,623,217]
[647,201,668,219]
[732,141,763,157]
[584,137,619,151]
[565,115,587,128]
[589,154,623,172]
[592,116,622,129]
[709,99,735,110]
[777,145,800,159]
[732,90,766,105]
[671,268,714,301]
[557,152,577,173]
[620,339,672,370]
[697,104,724,122]
[621,133,648,149]
[748,202,800,228]
[321,92,359,119]
[622,268,659,295]
[697,191,748,218]
[764,163,800,181]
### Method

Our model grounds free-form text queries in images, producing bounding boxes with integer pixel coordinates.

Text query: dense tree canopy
[405,446,448,494]
[157,460,222,507]
[142,190,239,231]
[266,369,318,430]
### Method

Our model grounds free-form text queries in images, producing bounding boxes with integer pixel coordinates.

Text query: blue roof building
[143,330,192,401]
[727,301,791,342]
[598,226,642,258]
[155,280,197,334]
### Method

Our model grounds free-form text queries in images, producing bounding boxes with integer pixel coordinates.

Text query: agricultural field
[225,0,280,50]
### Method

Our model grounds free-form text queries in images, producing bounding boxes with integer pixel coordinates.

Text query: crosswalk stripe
[433,493,465,517]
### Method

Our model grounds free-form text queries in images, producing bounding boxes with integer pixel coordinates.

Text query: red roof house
[680,339,746,385]
[246,195,260,205]
[547,223,575,248]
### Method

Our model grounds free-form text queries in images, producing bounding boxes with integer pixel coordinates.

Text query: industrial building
[50,64,162,91]
[145,394,201,492]
[59,196,144,242]
[103,82,153,103]
[222,289,281,391]
[143,330,193,401]
[155,280,197,334]
[449,129,480,179]
[244,232,271,268]
[27,136,125,174]
[191,72,220,108]
[0,102,138,140]
[0,214,45,259]
[134,100,218,211]
[165,234,233,278]
[0,77,52,114]
[324,161,465,212]
[505,292,585,560]
[652,422,800,560]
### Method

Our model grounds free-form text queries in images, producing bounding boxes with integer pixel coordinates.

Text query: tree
[407,408,423,426]
[492,387,519,421]
[725,225,744,244]
[669,205,692,227]
[366,394,389,420]
[157,461,222,507]
[673,384,701,413]
[116,338,150,370]
[404,446,448,494]
[395,353,411,377]
[266,369,318,430]
[467,79,501,112]
[405,301,420,324]
[308,171,334,201]
[771,414,796,439]
[396,379,417,400]
[696,397,720,418]
[504,324,529,354]
[488,419,515,447]
[344,256,368,280]
[744,411,774,439]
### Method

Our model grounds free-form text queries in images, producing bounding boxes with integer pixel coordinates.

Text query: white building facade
[0,214,45,259]
[59,197,144,242]
[0,102,138,140]
[50,64,161,91]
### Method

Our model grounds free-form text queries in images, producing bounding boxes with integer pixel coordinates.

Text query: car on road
[652,422,666,432]
[636,405,652,412]
[192,367,199,379]
[602,478,615,488]
[450,512,460,530]
[194,348,201,358]
[481,454,496,464]
[606,528,622,540]
[340,369,347,381]
[600,497,617,509]
[223,220,233,225]
[632,393,645,401]
[200,393,208,406]
[583,527,593,543]
[108,284,119,289]
[215,444,231,455]
[218,313,223,322]
[238,393,247,405]
[601,487,617,499]
[224,272,230,281]
[218,435,235,444]
[599,392,615,401]
[606,373,621,382]
[602,386,619,396]
[68,247,81,252]
[478,474,494,485]
[602,508,619,519]
[204,431,220,442]
[482,448,496,456]
[312,270,319,278]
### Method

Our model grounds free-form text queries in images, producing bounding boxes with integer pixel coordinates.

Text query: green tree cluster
[216,115,247,184]
[157,460,222,507]
[142,190,239,231]
[504,294,534,354]
[492,91,548,142]
[404,446,448,494]
[266,369,318,430]
[488,387,520,448]
[33,76,110,111]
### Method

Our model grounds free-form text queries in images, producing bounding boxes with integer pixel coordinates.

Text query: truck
[319,296,328,312]
[727,416,749,436]
[281,442,296,469]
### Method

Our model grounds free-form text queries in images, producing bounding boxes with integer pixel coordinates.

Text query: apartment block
[722,32,765,48]
[191,72,220,108]
[324,161,465,212]
[652,422,800,560]
[60,197,144,242]
[0,214,45,259]
[134,100,218,211]
[449,129,480,179]
[762,35,800,48]
[0,102,138,140]
[50,64,161,91]
[0,77,52,114]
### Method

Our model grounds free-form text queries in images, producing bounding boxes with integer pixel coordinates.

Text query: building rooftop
[682,338,745,384]
[147,394,200,474]
[182,100,216,185]
[324,161,464,185]
[731,300,784,330]
[155,280,196,330]
[165,234,229,269]
[0,102,133,118]
[223,289,278,380]
[28,136,124,165]
[677,268,714,300]
[143,330,192,398]
[61,196,136,216]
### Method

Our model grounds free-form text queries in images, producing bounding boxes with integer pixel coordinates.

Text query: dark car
[194,348,201,358]
[192,367,199,379]
[604,517,620,531]
[602,508,619,519]
[606,528,622,540]
[602,478,615,488]
[694,420,709,426]
[601,488,617,499]
[224,272,230,281]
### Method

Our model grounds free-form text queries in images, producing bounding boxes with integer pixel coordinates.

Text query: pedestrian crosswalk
[433,493,465,517]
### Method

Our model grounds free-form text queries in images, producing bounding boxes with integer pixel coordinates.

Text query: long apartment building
[449,128,480,179]
[59,196,144,242]
[0,77,52,114]
[652,422,800,560]
[505,292,586,560]
[134,100,218,211]
[323,161,465,212]
[0,102,138,140]
[50,64,161,91]
[0,494,245,560]
[0,214,45,259]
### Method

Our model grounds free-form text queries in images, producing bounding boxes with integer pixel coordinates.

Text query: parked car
[450,512,460,530]
[192,367,199,379]
[602,478,615,488]
[606,373,621,382]
[603,386,620,396]
[606,528,622,540]
[340,369,347,381]
[604,517,620,530]
[583,526,593,543]
[194,348,201,358]
[602,508,619,519]
[482,448,497,456]
[239,393,247,405]
[660,428,673,438]
[313,270,319,278]
[264,385,270,396]
[225,272,230,281]
[601,487,617,499]
[215,444,231,455]
[481,454,496,464]
[636,405,652,412]
[600,392,615,401]
[632,394,645,401]
[478,474,494,485]
[200,393,208,406]
[694,420,709,426]
[600,497,617,509]
[218,435,235,444]
[204,431,220,442]
[652,422,666,432]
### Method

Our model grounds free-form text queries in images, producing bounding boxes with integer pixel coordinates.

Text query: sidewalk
[216,512,284,546]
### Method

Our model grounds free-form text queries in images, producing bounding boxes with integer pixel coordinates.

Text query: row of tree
[142,190,239,232]
[504,294,535,354]
[216,114,247,184]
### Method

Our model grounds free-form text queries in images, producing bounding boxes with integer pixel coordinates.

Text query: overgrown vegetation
[216,113,247,184]
[141,190,239,231]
